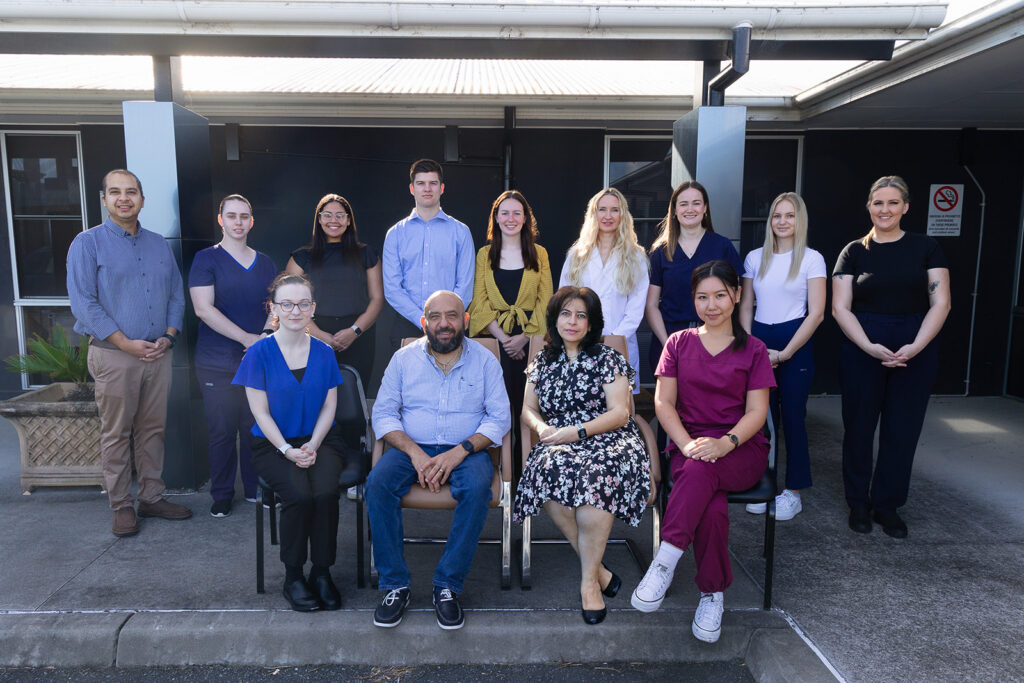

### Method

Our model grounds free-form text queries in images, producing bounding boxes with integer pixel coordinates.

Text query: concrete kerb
[1,608,837,680]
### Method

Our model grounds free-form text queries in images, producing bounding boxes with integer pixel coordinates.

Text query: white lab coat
[560,248,649,392]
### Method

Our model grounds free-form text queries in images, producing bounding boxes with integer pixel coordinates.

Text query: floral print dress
[513,344,651,527]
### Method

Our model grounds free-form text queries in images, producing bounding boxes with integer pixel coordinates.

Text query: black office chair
[658,419,778,610]
[256,363,371,593]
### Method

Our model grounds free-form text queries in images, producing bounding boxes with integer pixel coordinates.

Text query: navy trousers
[752,318,814,491]
[197,366,258,502]
[839,312,938,512]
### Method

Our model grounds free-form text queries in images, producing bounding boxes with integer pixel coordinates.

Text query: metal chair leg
[501,481,511,590]
[520,515,532,590]
[355,484,366,589]
[256,486,265,594]
[764,498,776,610]
[651,503,661,561]
[268,489,278,546]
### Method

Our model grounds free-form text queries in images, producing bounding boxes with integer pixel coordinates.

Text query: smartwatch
[160,333,177,349]
[351,325,363,336]
[576,424,587,440]
[278,442,291,456]
[460,439,475,454]
[725,433,740,450]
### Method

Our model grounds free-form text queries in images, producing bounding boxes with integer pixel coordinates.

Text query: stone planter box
[0,382,103,493]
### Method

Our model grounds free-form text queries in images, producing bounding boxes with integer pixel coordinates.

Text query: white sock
[653,541,684,571]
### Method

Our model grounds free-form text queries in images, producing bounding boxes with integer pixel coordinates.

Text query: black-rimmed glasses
[274,300,313,312]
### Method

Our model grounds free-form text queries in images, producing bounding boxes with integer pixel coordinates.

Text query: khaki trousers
[87,345,172,509]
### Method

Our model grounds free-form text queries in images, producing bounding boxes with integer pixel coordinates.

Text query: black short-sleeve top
[832,232,947,314]
[290,243,379,318]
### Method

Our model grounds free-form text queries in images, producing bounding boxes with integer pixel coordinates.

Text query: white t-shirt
[743,247,827,324]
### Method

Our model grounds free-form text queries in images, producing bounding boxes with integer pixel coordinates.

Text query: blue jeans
[366,444,493,593]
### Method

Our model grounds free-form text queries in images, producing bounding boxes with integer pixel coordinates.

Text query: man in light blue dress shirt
[382,159,475,350]
[368,290,510,631]
[66,169,192,537]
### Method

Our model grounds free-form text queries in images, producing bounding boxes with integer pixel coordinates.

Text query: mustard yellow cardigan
[468,245,553,338]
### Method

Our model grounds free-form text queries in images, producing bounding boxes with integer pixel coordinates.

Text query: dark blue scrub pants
[197,366,258,502]
[839,312,938,513]
[752,318,814,491]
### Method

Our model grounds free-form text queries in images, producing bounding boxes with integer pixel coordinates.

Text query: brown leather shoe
[138,498,193,520]
[113,507,139,537]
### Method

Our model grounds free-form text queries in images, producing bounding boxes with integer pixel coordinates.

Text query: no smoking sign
[927,183,963,236]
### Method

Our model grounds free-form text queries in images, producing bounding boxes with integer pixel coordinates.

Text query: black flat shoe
[283,578,320,612]
[582,605,607,625]
[311,573,342,610]
[873,509,908,539]
[601,563,622,598]
[848,506,872,534]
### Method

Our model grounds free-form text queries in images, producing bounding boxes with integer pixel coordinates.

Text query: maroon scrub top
[655,328,776,444]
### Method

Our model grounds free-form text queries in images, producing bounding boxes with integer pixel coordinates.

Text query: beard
[426,324,464,354]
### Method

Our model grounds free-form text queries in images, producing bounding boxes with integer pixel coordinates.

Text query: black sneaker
[433,587,464,630]
[373,587,410,628]
[210,499,232,518]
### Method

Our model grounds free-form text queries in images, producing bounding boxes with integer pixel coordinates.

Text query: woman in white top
[739,192,826,521]
[559,188,649,392]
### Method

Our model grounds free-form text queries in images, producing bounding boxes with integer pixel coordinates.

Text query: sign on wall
[926,184,964,237]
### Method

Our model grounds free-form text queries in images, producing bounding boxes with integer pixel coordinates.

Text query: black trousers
[839,312,938,512]
[252,434,344,567]
[389,316,423,353]
[314,313,376,390]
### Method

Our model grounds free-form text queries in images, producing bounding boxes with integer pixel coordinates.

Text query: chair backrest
[336,364,371,450]
[401,336,501,361]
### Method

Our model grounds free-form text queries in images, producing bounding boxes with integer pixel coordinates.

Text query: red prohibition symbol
[933,185,959,212]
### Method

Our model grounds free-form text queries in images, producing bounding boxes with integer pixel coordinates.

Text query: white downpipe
[0,1,946,39]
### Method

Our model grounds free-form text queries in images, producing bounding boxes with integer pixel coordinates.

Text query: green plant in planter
[4,324,92,400]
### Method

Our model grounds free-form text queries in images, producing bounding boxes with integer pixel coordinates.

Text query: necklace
[431,346,463,374]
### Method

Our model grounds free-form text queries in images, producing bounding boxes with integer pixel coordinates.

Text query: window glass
[609,139,672,249]
[20,306,84,386]
[4,134,84,297]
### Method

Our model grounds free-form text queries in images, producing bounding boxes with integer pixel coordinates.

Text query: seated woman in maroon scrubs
[630,260,775,644]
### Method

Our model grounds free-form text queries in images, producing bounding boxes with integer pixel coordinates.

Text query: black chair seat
[726,472,776,504]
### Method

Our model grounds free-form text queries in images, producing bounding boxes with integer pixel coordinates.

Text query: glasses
[319,211,348,220]
[274,300,313,312]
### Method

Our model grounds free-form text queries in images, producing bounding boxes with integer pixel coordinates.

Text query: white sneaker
[775,489,802,521]
[631,560,677,613]
[346,485,359,501]
[692,591,724,643]
[745,502,767,515]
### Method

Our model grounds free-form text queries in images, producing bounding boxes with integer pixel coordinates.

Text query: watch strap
[725,433,739,449]
[577,424,587,440]
[160,333,177,348]
[278,442,291,456]
[351,325,363,336]
[460,439,474,454]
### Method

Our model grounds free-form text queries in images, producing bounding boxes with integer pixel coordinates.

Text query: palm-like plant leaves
[4,324,90,387]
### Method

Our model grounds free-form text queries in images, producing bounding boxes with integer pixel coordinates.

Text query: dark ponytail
[691,259,748,351]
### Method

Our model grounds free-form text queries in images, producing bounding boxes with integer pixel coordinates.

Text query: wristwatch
[725,433,740,450]
[278,442,291,455]
[576,424,587,440]
[460,439,474,454]
[160,333,177,349]
[351,325,363,336]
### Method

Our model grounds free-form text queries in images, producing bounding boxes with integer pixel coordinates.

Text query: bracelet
[278,442,291,456]
[160,333,177,348]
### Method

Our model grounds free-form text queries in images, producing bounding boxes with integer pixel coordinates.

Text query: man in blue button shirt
[368,290,510,630]
[382,159,475,350]
[67,169,192,537]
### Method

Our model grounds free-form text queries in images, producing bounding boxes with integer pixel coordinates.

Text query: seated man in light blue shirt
[368,290,510,631]
[382,158,475,349]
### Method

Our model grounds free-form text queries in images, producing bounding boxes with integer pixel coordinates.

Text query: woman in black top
[286,193,384,387]
[831,175,951,538]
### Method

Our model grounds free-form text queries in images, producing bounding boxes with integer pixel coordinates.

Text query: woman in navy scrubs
[234,273,347,612]
[189,194,277,518]
[832,176,951,538]
[645,181,742,373]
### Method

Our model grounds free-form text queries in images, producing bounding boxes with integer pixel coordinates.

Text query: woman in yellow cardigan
[468,190,553,479]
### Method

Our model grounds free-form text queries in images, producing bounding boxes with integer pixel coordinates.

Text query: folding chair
[518,334,663,590]
[256,363,371,593]
[367,337,513,589]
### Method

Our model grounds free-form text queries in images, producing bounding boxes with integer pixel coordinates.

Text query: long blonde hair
[566,188,645,295]
[757,192,809,282]
[862,175,910,249]
[651,180,715,262]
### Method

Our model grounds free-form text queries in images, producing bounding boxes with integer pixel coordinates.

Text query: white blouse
[560,247,649,390]
[743,247,827,324]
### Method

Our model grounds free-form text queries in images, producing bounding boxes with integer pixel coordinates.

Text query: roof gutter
[0,1,946,41]
[796,0,1024,111]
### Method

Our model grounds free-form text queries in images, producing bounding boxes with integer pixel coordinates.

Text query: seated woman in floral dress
[514,286,651,625]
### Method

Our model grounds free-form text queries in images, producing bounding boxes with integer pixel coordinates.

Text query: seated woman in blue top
[233,273,346,613]
[189,194,277,519]
[645,181,743,372]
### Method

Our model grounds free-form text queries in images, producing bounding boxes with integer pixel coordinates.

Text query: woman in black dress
[514,286,650,625]
[285,193,383,387]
